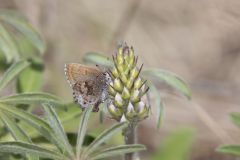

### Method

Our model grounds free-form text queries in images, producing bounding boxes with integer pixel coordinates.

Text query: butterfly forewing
[65,63,101,86]
[65,63,111,112]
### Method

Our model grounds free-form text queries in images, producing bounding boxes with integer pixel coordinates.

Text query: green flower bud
[130,67,139,79]
[122,87,131,100]
[126,102,136,120]
[112,68,119,78]
[126,78,134,89]
[117,64,124,73]
[114,93,124,107]
[107,43,149,122]
[118,46,123,55]
[108,83,116,96]
[108,103,123,121]
[135,101,149,120]
[113,78,123,92]
[134,77,143,89]
[124,53,130,63]
[130,90,141,103]
[116,52,124,64]
[120,73,128,84]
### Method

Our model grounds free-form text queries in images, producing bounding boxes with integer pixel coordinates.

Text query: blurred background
[1,0,240,159]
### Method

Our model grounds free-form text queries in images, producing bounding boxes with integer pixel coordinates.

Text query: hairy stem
[124,122,138,160]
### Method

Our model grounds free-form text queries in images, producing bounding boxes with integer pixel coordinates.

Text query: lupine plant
[83,43,192,160]
[0,9,193,160]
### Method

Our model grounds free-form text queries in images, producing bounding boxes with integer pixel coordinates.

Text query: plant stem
[124,122,138,160]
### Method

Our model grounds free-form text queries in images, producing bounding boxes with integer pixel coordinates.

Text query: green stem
[124,122,138,160]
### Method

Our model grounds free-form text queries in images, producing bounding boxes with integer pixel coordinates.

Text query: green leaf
[0,60,30,91]
[217,145,240,156]
[150,128,194,160]
[143,69,192,99]
[0,112,39,160]
[0,111,30,142]
[17,59,44,93]
[0,103,81,143]
[0,24,18,63]
[43,103,74,158]
[89,144,146,160]
[230,112,240,128]
[0,142,65,160]
[84,122,128,156]
[57,103,82,123]
[76,106,93,159]
[0,104,62,151]
[0,10,46,54]
[0,92,62,106]
[148,82,164,128]
[83,52,113,68]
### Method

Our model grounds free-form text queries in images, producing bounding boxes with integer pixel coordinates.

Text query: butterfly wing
[64,63,100,87]
[64,63,102,109]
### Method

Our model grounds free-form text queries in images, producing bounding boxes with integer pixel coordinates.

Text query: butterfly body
[65,63,111,112]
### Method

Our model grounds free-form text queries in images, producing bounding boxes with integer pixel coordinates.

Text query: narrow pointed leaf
[89,144,146,160]
[217,145,240,156]
[0,24,18,63]
[148,82,164,128]
[0,10,46,54]
[0,103,81,142]
[84,122,128,156]
[76,106,93,159]
[0,112,39,160]
[43,103,74,158]
[0,92,62,105]
[83,52,113,68]
[0,60,30,91]
[0,104,62,152]
[0,111,30,142]
[143,69,191,99]
[0,142,65,160]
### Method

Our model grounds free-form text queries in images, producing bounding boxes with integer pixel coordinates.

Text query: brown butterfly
[64,63,112,112]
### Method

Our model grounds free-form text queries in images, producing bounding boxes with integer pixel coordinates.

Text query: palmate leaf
[0,60,30,92]
[0,111,39,160]
[0,24,18,63]
[0,92,63,106]
[217,145,240,156]
[43,103,74,158]
[0,142,65,160]
[0,10,46,54]
[89,144,146,160]
[143,69,192,100]
[0,104,63,153]
[148,81,164,128]
[83,122,128,156]
[76,106,93,159]
[82,52,113,68]
[0,103,81,142]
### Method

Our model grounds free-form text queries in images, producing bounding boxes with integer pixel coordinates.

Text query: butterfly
[64,63,112,112]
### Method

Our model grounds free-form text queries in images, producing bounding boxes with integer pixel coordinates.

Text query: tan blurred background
[1,0,240,159]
